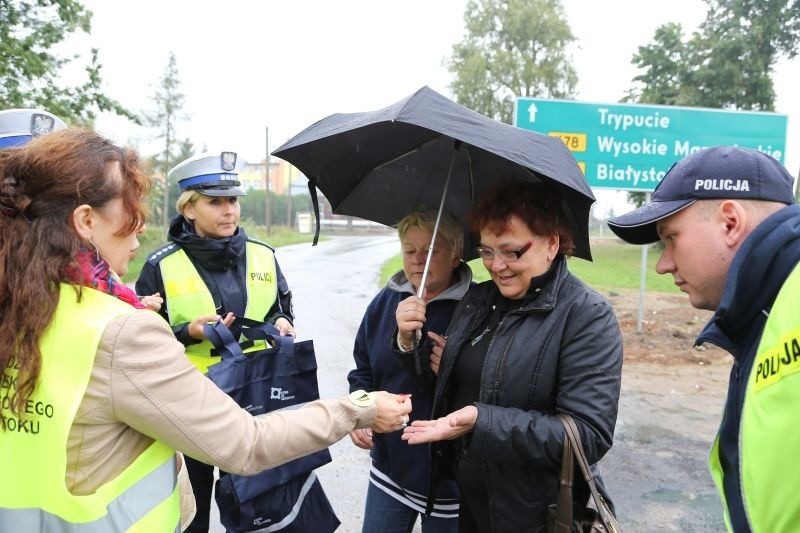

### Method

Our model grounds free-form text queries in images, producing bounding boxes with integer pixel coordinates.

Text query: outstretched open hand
[401,405,477,444]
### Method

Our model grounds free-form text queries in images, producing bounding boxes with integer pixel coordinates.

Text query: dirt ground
[608,288,728,366]
[601,289,731,532]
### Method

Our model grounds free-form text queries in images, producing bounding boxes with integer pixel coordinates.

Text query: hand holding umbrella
[395,294,426,351]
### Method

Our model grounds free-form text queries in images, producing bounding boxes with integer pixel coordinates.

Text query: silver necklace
[470,305,500,346]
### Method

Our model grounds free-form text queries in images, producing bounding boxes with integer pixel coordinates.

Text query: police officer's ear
[717,200,748,249]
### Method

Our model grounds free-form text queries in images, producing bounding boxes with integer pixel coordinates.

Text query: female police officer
[136,151,296,532]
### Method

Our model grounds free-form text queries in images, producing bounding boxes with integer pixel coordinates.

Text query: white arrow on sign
[528,102,538,123]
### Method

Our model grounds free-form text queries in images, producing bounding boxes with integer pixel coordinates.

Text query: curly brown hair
[467,181,575,257]
[0,128,150,418]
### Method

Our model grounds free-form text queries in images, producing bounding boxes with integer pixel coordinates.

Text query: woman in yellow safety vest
[0,128,412,533]
[135,150,299,532]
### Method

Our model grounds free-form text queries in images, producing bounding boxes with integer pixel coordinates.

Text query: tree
[0,0,137,124]
[622,23,694,107]
[692,0,800,110]
[446,0,577,124]
[625,0,800,205]
[147,52,187,227]
[630,0,800,111]
[146,137,193,226]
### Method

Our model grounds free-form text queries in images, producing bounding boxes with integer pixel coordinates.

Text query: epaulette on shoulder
[145,242,180,265]
[246,237,275,252]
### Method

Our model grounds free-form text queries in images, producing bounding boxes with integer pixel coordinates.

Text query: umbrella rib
[466,146,475,204]
[370,135,442,174]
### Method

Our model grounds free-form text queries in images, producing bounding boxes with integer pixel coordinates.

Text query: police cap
[0,108,67,148]
[169,151,246,197]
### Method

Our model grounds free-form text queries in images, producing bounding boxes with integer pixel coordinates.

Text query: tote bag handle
[203,316,300,378]
[203,319,245,360]
[202,317,293,359]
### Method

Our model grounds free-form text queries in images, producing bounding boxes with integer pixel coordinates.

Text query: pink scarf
[63,250,146,309]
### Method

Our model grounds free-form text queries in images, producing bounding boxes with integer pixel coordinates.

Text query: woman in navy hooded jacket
[347,208,472,533]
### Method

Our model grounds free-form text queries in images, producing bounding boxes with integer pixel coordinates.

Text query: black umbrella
[273,86,595,292]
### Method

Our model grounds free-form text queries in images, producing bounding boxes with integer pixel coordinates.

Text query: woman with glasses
[400,181,623,533]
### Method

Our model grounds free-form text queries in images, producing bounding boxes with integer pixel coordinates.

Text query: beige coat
[66,309,376,524]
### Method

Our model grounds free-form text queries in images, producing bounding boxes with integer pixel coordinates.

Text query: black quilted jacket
[428,256,623,532]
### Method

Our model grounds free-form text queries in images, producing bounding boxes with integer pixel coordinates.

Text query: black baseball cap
[608,146,795,244]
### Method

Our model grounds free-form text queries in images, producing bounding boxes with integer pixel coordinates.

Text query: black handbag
[547,414,621,533]
[204,317,338,532]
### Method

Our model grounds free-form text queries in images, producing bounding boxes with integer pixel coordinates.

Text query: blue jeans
[361,481,459,533]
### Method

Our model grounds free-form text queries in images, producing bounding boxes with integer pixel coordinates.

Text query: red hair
[467,181,575,257]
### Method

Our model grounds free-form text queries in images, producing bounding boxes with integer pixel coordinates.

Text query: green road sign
[514,98,788,191]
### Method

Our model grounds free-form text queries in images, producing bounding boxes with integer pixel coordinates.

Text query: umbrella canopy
[273,86,595,261]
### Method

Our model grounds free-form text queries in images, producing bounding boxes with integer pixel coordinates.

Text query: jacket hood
[386,261,473,302]
[168,214,246,271]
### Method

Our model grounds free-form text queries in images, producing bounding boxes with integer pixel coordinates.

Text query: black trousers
[184,455,216,533]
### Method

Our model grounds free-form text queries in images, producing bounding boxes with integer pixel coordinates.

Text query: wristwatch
[348,390,376,407]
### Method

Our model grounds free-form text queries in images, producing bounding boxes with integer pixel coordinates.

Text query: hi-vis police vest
[0,284,179,532]
[709,263,800,532]
[158,241,277,373]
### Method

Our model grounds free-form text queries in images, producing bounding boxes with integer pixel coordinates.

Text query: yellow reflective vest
[710,263,800,532]
[0,284,179,532]
[158,242,277,373]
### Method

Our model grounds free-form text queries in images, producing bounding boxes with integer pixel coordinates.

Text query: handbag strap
[557,413,619,533]
[553,425,575,531]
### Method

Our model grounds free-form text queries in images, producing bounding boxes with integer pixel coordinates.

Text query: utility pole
[265,126,271,235]
[286,165,294,229]
[161,123,171,228]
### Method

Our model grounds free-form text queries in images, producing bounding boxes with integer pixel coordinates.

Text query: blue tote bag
[203,317,338,532]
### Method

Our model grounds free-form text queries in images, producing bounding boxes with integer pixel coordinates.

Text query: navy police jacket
[135,215,293,346]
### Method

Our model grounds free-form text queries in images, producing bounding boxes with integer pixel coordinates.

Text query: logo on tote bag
[270,387,295,401]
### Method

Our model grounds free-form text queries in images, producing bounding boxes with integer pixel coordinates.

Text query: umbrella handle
[417,140,461,299]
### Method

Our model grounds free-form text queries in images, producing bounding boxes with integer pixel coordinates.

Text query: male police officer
[608,146,800,532]
[0,108,66,148]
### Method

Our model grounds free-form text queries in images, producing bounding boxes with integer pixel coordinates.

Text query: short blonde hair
[397,208,463,260]
[176,190,202,215]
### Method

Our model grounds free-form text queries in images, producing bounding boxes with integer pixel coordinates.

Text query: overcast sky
[78,0,799,214]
